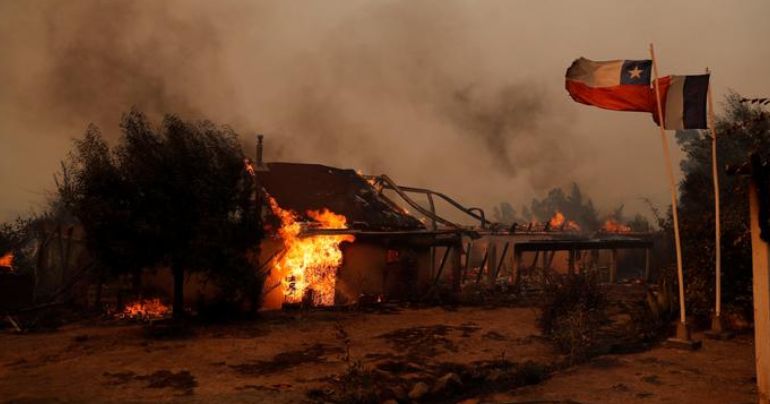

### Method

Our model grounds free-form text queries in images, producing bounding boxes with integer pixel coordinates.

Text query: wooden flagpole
[706,67,723,319]
[649,43,688,329]
[703,68,731,339]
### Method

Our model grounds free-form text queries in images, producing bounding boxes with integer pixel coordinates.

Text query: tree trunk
[172,264,185,319]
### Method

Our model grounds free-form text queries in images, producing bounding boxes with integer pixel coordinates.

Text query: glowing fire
[548,211,581,231]
[602,218,631,233]
[0,252,13,272]
[268,197,355,306]
[121,299,170,320]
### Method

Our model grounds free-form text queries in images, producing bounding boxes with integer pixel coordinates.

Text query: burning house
[253,161,465,308]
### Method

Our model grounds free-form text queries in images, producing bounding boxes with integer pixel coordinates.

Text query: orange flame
[602,218,631,233]
[121,298,170,320]
[0,252,13,271]
[548,211,581,231]
[268,197,354,306]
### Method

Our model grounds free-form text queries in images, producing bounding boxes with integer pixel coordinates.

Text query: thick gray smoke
[8,0,765,222]
[0,1,585,222]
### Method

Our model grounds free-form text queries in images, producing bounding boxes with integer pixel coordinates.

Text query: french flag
[565,57,656,113]
[656,74,710,130]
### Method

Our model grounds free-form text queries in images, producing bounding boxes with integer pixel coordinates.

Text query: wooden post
[644,248,651,283]
[487,241,498,287]
[609,249,618,284]
[749,180,770,403]
[512,248,522,287]
[452,242,462,294]
[493,241,510,282]
[462,241,472,283]
[650,43,689,331]
[475,245,489,285]
[541,250,548,288]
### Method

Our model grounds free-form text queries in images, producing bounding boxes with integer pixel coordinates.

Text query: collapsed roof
[255,162,424,231]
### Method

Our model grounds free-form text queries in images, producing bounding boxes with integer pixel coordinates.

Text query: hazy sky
[1,0,768,223]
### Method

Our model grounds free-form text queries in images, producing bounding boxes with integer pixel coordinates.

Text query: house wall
[261,238,436,308]
[335,241,433,304]
[140,237,443,310]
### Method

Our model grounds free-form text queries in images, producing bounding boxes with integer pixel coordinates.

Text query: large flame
[602,218,631,233]
[268,197,354,306]
[121,298,170,320]
[548,211,581,232]
[0,252,13,271]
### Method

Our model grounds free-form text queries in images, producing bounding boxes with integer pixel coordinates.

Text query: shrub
[538,273,607,361]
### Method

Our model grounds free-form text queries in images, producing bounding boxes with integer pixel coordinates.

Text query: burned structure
[248,136,656,309]
[254,162,464,308]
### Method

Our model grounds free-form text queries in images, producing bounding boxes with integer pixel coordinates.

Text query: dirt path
[0,307,554,402]
[488,333,757,404]
[0,308,758,403]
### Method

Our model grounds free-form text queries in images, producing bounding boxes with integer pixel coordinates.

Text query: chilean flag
[566,58,710,130]
[565,57,656,113]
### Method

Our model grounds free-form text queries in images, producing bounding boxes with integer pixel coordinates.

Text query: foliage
[538,273,607,362]
[530,183,600,231]
[675,93,769,321]
[61,109,264,316]
[0,217,36,274]
[492,202,516,224]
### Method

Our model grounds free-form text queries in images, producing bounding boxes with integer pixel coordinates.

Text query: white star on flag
[628,66,643,79]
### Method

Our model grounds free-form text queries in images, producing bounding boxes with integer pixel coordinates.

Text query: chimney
[256,134,264,167]
[254,134,269,171]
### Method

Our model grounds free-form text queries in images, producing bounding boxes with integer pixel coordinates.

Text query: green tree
[62,110,263,317]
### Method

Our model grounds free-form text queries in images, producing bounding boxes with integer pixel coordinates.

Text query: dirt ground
[0,306,758,403]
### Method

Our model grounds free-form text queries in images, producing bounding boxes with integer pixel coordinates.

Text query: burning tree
[530,183,600,231]
[61,109,263,318]
[0,217,35,274]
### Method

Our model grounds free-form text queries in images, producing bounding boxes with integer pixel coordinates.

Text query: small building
[254,162,464,308]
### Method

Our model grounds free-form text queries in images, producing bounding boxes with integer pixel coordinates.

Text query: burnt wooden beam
[475,246,490,285]
[492,242,510,281]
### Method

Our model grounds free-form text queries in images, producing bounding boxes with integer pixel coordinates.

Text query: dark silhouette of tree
[492,202,517,224]
[676,92,770,320]
[530,183,600,231]
[61,110,263,317]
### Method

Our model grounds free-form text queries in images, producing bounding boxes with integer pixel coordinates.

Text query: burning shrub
[538,273,607,362]
[0,217,35,275]
[120,298,171,320]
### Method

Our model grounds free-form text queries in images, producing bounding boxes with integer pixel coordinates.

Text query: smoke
[12,0,751,222]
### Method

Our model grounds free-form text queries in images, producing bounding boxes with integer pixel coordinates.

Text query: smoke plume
[6,0,765,222]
